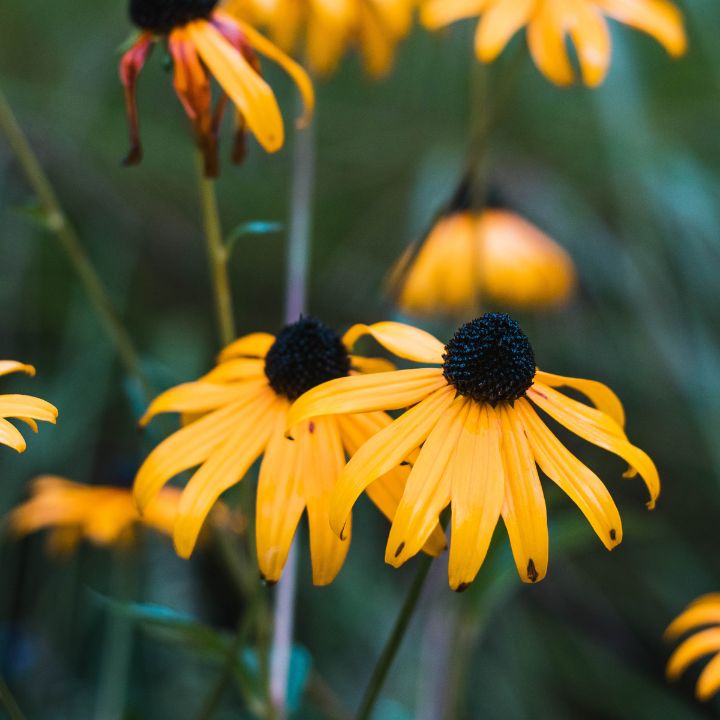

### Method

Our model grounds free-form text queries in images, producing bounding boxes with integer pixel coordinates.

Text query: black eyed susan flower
[421,0,686,87]
[666,594,720,700]
[0,361,57,452]
[121,0,314,175]
[134,317,446,586]
[287,314,659,589]
[389,207,576,316]
[227,0,413,77]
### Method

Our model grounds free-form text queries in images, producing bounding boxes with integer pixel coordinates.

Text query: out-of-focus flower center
[130,0,219,33]
[264,318,351,401]
[443,313,536,406]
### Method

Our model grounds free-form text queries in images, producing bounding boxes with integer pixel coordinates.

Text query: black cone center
[130,0,218,33]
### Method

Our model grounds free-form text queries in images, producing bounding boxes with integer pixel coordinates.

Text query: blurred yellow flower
[390,208,576,316]
[288,315,659,590]
[226,0,414,77]
[0,361,57,453]
[134,317,445,586]
[422,0,686,87]
[666,594,720,700]
[9,477,233,554]
[121,0,314,175]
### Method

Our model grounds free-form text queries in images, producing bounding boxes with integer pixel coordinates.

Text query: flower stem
[270,100,317,720]
[194,152,236,347]
[355,554,434,720]
[0,86,150,398]
[0,674,26,720]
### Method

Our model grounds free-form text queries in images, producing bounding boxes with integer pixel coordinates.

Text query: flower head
[389,208,576,316]
[0,361,57,453]
[8,477,230,554]
[134,317,445,585]
[421,0,686,87]
[666,594,720,701]
[121,0,314,175]
[227,0,414,77]
[288,315,659,589]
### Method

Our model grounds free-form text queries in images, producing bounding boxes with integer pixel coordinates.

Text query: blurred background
[1,0,720,717]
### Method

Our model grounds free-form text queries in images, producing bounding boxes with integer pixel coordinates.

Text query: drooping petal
[475,0,534,62]
[448,403,505,590]
[528,384,659,508]
[303,416,351,585]
[119,32,154,165]
[500,405,548,584]
[0,418,27,453]
[517,398,622,550]
[0,395,58,423]
[219,333,276,361]
[202,358,266,383]
[186,20,285,152]
[342,322,446,364]
[287,368,447,429]
[422,0,490,30]
[174,393,281,558]
[0,362,35,378]
[566,0,612,87]
[697,652,720,701]
[349,356,396,375]
[256,404,305,583]
[527,3,575,85]
[666,601,720,640]
[534,370,625,428]
[386,397,469,567]
[667,629,720,680]
[330,386,456,539]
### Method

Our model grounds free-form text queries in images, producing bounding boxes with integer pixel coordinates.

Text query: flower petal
[667,628,720,680]
[475,0,534,62]
[0,418,27,453]
[219,333,276,361]
[342,322,446,364]
[386,396,468,567]
[517,398,622,550]
[500,405,548,584]
[0,362,35,378]
[666,601,720,640]
[349,356,396,375]
[202,359,266,383]
[421,0,489,30]
[697,652,720,701]
[527,4,575,85]
[0,395,58,423]
[287,368,447,429]
[566,0,612,87]
[448,403,505,590]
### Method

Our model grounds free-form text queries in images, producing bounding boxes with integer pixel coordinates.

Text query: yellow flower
[9,476,229,554]
[134,317,446,586]
[121,0,314,175]
[390,208,576,316]
[0,361,57,452]
[421,0,686,87]
[666,594,720,701]
[226,0,414,77]
[288,314,659,590]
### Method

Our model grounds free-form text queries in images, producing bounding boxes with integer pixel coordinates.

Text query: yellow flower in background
[8,477,233,554]
[121,0,314,175]
[390,208,576,316]
[226,0,414,77]
[422,0,686,87]
[288,315,659,590]
[0,361,57,452]
[134,317,445,586]
[666,594,720,700]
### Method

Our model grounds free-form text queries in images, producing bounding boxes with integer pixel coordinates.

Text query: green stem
[355,554,434,720]
[0,674,26,720]
[194,152,236,347]
[0,85,150,398]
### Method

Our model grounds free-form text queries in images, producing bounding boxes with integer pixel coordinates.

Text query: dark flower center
[442,313,536,406]
[130,0,218,33]
[264,318,351,401]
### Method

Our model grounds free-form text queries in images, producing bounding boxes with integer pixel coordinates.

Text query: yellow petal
[342,322,446,364]
[0,418,27,453]
[528,384,660,509]
[386,396,468,567]
[186,20,284,152]
[500,405,548,584]
[534,370,625,428]
[567,0,612,87]
[202,359,266,383]
[667,628,720,680]
[0,361,35,378]
[174,393,281,558]
[349,356,396,375]
[666,601,720,640]
[517,398,622,550]
[0,395,58,424]
[421,0,488,30]
[303,416,350,586]
[697,652,720,701]
[219,332,276,361]
[330,386,455,539]
[448,403,505,590]
[475,0,534,62]
[527,5,575,85]
[256,404,305,583]
[287,368,447,429]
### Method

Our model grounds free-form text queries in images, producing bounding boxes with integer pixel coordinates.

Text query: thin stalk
[269,97,316,720]
[355,554,434,720]
[194,151,236,347]
[0,86,150,397]
[0,674,26,720]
